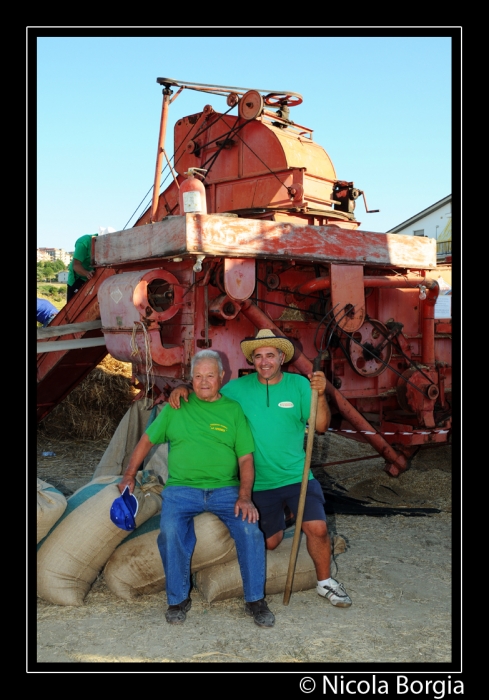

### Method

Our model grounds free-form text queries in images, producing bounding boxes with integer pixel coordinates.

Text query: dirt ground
[33,428,458,671]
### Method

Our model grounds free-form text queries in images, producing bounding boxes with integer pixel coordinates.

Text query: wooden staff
[283,357,321,605]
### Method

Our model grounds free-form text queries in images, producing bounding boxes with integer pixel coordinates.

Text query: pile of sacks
[37,479,68,544]
[37,401,318,607]
[37,474,162,606]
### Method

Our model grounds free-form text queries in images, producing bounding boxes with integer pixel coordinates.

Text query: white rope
[327,427,450,437]
[130,321,155,408]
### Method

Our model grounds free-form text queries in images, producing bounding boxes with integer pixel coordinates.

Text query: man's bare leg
[301,519,331,580]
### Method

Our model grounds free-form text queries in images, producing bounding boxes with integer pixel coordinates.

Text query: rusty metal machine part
[396,368,440,428]
[346,320,393,377]
[238,90,264,120]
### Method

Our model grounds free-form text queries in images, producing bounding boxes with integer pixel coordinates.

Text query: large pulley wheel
[264,93,303,107]
[346,319,392,377]
[238,90,264,120]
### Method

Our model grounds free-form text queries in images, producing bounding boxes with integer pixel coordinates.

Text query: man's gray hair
[190,349,224,377]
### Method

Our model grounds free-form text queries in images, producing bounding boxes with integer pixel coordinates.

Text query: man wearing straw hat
[169,329,352,608]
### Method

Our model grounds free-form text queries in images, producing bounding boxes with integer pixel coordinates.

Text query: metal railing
[437,240,452,256]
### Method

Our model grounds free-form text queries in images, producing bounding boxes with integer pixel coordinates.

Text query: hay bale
[38,355,138,441]
[37,476,162,606]
[104,512,238,600]
[37,478,67,544]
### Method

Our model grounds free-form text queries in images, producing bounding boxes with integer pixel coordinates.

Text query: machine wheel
[264,93,303,107]
[226,92,239,107]
[346,319,392,377]
[238,90,264,120]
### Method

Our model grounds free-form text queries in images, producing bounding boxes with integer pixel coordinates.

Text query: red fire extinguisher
[179,168,208,214]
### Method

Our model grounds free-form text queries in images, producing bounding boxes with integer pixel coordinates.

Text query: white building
[37,248,72,265]
[388,195,452,285]
[387,193,450,236]
[57,271,69,283]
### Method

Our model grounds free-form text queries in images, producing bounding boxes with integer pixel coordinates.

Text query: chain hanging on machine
[125,88,301,226]
[182,95,298,197]
[123,101,241,227]
[130,321,155,408]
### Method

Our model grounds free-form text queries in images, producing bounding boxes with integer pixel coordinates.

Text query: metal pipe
[239,299,408,475]
[37,337,106,354]
[296,274,439,297]
[297,274,440,369]
[37,320,102,340]
[421,284,439,365]
[150,86,173,223]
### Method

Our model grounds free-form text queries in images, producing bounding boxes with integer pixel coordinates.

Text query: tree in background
[37,260,67,282]
[37,260,68,305]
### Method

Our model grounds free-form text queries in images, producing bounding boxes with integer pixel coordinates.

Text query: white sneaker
[317,579,352,607]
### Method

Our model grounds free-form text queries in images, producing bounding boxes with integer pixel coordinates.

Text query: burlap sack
[195,533,317,602]
[37,479,67,544]
[37,475,162,606]
[104,512,238,600]
[92,401,168,483]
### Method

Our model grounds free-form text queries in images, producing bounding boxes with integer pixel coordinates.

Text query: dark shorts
[253,479,326,540]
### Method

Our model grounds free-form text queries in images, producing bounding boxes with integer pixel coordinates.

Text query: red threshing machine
[37,78,452,477]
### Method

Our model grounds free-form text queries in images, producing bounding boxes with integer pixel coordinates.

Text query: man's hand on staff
[307,370,330,433]
[308,370,326,395]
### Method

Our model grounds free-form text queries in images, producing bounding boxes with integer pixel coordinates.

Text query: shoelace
[326,581,348,596]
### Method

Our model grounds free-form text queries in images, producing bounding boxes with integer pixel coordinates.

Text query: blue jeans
[158,485,266,606]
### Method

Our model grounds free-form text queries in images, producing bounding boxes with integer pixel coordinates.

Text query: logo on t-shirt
[278,402,294,408]
[210,423,228,432]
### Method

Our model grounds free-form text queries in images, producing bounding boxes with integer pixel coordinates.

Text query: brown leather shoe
[244,598,275,628]
[165,597,192,624]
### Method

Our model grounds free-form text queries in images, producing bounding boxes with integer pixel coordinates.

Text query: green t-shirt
[145,393,254,489]
[220,372,312,491]
[67,233,97,286]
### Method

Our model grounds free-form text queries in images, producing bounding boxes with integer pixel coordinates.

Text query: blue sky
[32,31,458,253]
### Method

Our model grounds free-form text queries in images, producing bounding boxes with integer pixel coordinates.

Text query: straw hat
[240,329,295,364]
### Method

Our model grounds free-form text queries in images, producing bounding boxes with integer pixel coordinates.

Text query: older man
[118,349,274,628]
[170,330,352,608]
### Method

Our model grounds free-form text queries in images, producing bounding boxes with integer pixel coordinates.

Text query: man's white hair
[190,350,223,377]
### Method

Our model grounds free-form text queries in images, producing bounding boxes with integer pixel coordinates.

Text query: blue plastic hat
[110,486,139,531]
